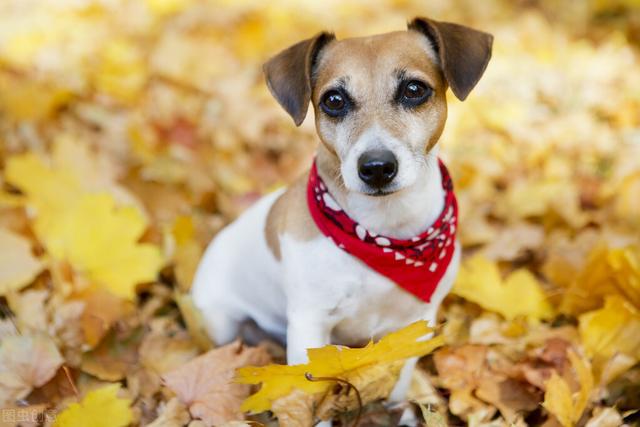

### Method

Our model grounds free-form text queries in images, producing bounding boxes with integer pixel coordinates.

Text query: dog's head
[264,18,493,196]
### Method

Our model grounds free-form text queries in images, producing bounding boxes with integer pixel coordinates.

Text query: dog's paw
[385,401,419,427]
[398,406,419,427]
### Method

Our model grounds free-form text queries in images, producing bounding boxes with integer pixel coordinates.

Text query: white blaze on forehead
[339,125,419,193]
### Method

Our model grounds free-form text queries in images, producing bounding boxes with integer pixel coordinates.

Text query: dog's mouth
[363,188,399,197]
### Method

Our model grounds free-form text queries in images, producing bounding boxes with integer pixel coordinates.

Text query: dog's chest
[280,233,460,346]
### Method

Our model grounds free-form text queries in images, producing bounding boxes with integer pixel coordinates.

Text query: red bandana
[306,159,458,303]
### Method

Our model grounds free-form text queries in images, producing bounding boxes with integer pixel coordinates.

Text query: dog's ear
[408,17,493,101]
[263,32,335,126]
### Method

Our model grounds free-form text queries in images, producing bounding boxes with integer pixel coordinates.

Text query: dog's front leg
[388,314,438,426]
[286,309,334,365]
[286,310,334,427]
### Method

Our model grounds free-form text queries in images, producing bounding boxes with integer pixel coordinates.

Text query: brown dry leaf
[162,340,271,426]
[139,321,199,374]
[0,332,63,405]
[81,327,144,381]
[0,227,43,296]
[49,299,85,365]
[6,288,49,333]
[434,344,539,422]
[432,345,492,419]
[316,360,405,421]
[271,388,315,427]
[475,377,540,422]
[76,288,134,348]
[147,397,192,427]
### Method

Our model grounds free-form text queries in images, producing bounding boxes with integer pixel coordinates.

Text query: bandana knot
[306,159,458,302]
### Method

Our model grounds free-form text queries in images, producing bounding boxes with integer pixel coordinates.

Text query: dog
[192,16,492,421]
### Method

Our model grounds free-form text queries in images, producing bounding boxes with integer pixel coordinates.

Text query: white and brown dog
[192,16,492,418]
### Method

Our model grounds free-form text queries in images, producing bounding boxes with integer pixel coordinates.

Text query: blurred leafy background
[0,0,639,426]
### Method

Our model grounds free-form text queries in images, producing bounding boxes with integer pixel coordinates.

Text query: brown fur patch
[264,172,320,260]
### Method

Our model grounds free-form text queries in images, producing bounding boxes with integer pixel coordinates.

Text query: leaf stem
[305,372,363,427]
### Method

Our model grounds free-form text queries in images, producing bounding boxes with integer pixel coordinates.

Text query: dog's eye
[320,90,348,117]
[399,80,432,107]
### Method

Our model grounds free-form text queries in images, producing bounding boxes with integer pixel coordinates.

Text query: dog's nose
[357,150,398,189]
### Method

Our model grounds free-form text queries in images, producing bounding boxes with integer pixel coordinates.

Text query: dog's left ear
[408,17,493,101]
[263,32,335,126]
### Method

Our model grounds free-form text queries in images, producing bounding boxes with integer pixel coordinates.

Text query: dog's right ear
[263,32,335,126]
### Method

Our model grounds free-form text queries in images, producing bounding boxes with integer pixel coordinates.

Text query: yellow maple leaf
[543,350,594,427]
[236,321,444,414]
[4,137,163,300]
[5,134,143,231]
[0,227,43,296]
[53,384,132,427]
[453,255,554,320]
[45,194,162,299]
[578,295,640,363]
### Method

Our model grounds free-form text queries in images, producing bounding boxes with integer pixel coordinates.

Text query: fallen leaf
[76,288,134,347]
[5,138,163,300]
[271,389,315,427]
[237,321,443,416]
[81,327,144,381]
[6,288,49,333]
[53,384,133,427]
[163,340,271,426]
[43,194,163,299]
[0,227,43,296]
[139,322,199,374]
[562,244,640,314]
[147,397,191,427]
[543,350,594,427]
[0,332,63,405]
[578,295,640,378]
[315,360,405,420]
[453,255,554,320]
